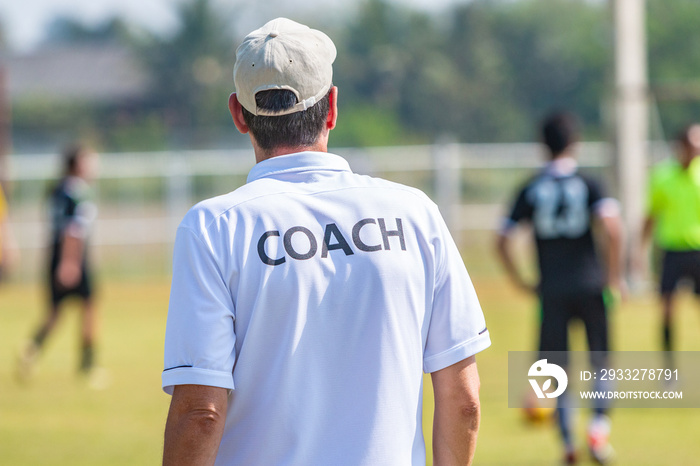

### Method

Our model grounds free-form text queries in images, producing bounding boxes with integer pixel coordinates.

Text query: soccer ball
[521,393,556,424]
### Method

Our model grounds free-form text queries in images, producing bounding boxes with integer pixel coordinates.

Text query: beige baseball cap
[233,18,337,116]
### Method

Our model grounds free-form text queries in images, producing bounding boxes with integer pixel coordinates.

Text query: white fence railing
[5,142,625,252]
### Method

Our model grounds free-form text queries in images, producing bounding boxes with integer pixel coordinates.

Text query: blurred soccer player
[496,112,624,464]
[17,143,102,386]
[640,124,700,361]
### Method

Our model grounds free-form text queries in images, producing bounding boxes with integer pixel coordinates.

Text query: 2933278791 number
[599,368,678,381]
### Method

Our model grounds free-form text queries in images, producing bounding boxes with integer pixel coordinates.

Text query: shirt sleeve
[500,185,532,234]
[162,225,237,395]
[65,200,97,239]
[423,213,491,373]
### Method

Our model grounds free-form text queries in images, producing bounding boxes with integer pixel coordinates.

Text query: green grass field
[2,248,700,465]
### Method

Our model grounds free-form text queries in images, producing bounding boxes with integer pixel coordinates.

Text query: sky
[0,0,465,52]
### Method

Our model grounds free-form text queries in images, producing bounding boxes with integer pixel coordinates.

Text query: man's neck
[253,141,328,164]
[545,152,578,176]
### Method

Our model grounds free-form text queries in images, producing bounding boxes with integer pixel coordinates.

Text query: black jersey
[505,164,609,296]
[48,177,96,255]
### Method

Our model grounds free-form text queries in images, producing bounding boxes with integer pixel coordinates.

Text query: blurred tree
[44,16,133,45]
[336,0,611,143]
[12,0,700,151]
[139,0,234,146]
[335,0,442,145]
[339,0,409,107]
[331,104,423,148]
[9,15,157,152]
[647,0,700,138]
[435,1,526,141]
[487,0,611,140]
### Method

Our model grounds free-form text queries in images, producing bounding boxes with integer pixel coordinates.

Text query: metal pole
[433,137,461,241]
[614,0,648,270]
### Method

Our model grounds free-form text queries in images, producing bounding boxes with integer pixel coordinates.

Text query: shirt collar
[543,156,578,177]
[246,151,351,183]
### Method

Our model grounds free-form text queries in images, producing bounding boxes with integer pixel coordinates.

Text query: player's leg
[31,262,73,353]
[76,268,109,388]
[539,294,576,463]
[77,265,96,374]
[659,251,682,356]
[581,291,610,400]
[661,293,674,352]
[579,292,614,464]
[31,258,66,349]
[689,251,700,338]
[79,297,110,389]
[79,298,96,374]
[32,304,61,348]
[538,294,570,353]
[17,295,63,382]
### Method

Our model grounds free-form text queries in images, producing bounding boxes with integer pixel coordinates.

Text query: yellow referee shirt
[647,157,700,250]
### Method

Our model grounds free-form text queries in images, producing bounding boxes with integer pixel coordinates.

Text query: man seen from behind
[162,18,490,466]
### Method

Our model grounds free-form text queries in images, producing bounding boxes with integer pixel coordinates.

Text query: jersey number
[531,178,589,239]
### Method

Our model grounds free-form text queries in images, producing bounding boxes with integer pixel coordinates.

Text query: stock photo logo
[528,359,568,399]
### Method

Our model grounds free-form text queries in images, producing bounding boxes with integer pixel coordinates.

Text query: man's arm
[431,355,481,466]
[495,232,535,293]
[631,216,655,282]
[56,233,84,288]
[640,216,654,250]
[597,214,625,295]
[163,384,229,466]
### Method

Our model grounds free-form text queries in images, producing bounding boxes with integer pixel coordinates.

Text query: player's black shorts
[539,291,609,367]
[660,250,700,295]
[48,254,93,306]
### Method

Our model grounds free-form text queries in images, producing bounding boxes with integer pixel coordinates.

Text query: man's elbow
[182,407,226,435]
[466,373,481,401]
[459,377,481,421]
[459,398,481,421]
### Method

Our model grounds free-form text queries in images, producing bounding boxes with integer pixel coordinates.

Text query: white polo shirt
[163,151,490,465]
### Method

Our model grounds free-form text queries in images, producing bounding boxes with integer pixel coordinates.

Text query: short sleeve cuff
[592,198,620,218]
[423,330,492,373]
[162,366,235,395]
[65,222,89,239]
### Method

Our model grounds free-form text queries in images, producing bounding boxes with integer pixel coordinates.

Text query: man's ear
[229,93,249,134]
[327,86,338,130]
